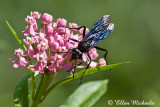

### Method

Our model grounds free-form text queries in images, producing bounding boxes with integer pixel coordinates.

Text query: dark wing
[83,15,114,47]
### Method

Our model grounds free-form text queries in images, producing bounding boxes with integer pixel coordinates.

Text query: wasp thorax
[71,48,82,60]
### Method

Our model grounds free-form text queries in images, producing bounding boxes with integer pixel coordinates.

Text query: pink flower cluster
[10,11,106,74]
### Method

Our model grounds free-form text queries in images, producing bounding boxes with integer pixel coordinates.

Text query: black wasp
[60,15,114,83]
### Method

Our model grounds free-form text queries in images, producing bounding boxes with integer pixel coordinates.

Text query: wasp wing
[90,23,114,47]
[83,15,114,47]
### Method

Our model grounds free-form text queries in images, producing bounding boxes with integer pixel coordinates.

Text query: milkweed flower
[10,11,106,74]
[9,48,30,68]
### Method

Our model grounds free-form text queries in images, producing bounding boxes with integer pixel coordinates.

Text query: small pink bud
[56,18,67,27]
[48,36,55,45]
[54,34,62,41]
[65,42,74,49]
[89,48,99,60]
[45,26,54,36]
[57,27,66,35]
[58,39,64,46]
[85,28,89,35]
[51,42,59,51]
[82,53,88,62]
[41,13,53,26]
[89,61,98,68]
[99,58,106,66]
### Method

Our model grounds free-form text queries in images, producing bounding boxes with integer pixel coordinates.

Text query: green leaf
[60,80,108,107]
[6,20,27,51]
[43,62,130,101]
[13,74,30,107]
[6,20,36,99]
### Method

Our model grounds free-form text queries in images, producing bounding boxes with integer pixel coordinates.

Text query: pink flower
[23,36,34,45]
[36,40,48,52]
[58,39,64,46]
[31,11,41,19]
[25,45,35,58]
[22,25,37,36]
[54,34,62,41]
[24,15,38,31]
[37,32,46,39]
[79,28,89,35]
[89,61,98,68]
[29,52,47,73]
[65,42,74,49]
[82,48,98,62]
[63,62,73,71]
[89,48,99,60]
[51,42,59,51]
[47,55,63,73]
[9,48,30,68]
[69,23,78,28]
[98,58,106,66]
[40,42,49,52]
[14,48,24,57]
[33,36,40,44]
[56,18,67,27]
[29,62,46,73]
[25,16,36,25]
[41,13,53,26]
[48,36,55,46]
[10,11,106,75]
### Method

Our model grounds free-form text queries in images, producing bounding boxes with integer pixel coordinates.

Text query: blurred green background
[0,0,160,107]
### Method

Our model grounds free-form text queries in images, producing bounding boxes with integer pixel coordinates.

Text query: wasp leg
[72,54,78,80]
[79,53,91,84]
[72,61,83,80]
[65,26,86,38]
[94,46,108,65]
[78,26,86,38]
[51,52,71,54]
[68,38,79,42]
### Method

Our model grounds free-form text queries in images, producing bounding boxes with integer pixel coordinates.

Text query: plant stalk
[31,74,49,107]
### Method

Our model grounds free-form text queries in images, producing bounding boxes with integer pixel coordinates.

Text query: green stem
[30,70,36,100]
[31,74,49,107]
[42,76,73,101]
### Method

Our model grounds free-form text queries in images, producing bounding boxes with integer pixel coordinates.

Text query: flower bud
[57,27,66,35]
[51,42,59,51]
[45,26,54,36]
[41,13,53,26]
[54,34,62,41]
[99,58,106,66]
[56,18,67,27]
